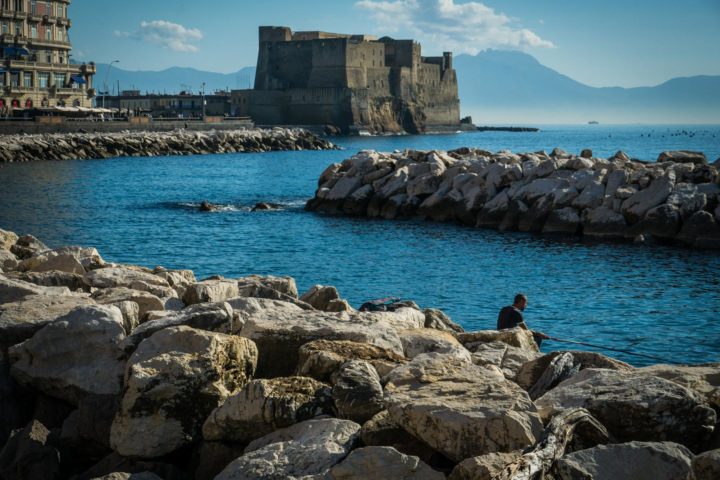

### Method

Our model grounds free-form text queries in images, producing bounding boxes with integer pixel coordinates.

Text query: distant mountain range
[93,51,720,123]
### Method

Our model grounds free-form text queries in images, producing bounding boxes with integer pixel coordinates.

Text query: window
[57,54,63,64]
[24,98,32,108]
[54,73,64,88]
[10,72,19,86]
[38,72,49,88]
[14,22,21,35]
[23,72,32,87]
[45,50,52,63]
[1,22,7,34]
[14,0,23,12]
[30,0,36,14]
[30,25,37,38]
[45,27,51,40]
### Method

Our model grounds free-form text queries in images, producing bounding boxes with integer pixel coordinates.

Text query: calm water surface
[0,125,718,365]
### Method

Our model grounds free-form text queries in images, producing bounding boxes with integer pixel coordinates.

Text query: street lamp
[102,60,120,110]
[201,81,206,119]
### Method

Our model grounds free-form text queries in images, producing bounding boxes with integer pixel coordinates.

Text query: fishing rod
[546,336,680,365]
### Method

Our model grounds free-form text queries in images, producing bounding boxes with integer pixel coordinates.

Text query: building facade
[231,26,460,133]
[0,0,95,113]
[98,91,231,118]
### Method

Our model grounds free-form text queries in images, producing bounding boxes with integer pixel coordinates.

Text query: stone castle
[231,26,461,134]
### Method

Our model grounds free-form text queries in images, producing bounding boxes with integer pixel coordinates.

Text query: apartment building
[0,0,95,113]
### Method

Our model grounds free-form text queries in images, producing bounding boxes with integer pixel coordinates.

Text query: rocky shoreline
[0,229,718,479]
[306,148,720,249]
[0,128,336,163]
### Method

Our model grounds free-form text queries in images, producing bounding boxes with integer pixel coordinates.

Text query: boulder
[238,300,420,378]
[580,149,593,159]
[0,420,60,480]
[359,410,441,464]
[215,418,360,480]
[0,275,70,304]
[470,341,541,380]
[325,446,444,480]
[637,363,720,408]
[691,449,720,480]
[297,339,407,382]
[658,150,707,165]
[60,394,119,457]
[192,441,247,480]
[20,246,104,274]
[8,270,88,292]
[237,274,299,298]
[399,328,470,360]
[182,279,239,305]
[78,452,187,480]
[543,207,581,234]
[0,294,95,354]
[112,301,140,334]
[583,206,628,238]
[0,229,18,251]
[300,284,341,310]
[448,452,522,480]
[571,181,605,210]
[605,170,628,197]
[536,368,717,450]
[384,353,543,462]
[84,267,170,292]
[515,350,632,391]
[457,328,539,353]
[90,473,163,480]
[622,173,675,222]
[0,250,18,271]
[555,441,693,480]
[202,376,332,443]
[9,305,126,405]
[422,308,463,333]
[635,203,682,238]
[10,235,48,260]
[668,183,708,219]
[120,301,235,352]
[332,360,385,424]
[92,287,164,320]
[677,210,720,246]
[110,326,258,458]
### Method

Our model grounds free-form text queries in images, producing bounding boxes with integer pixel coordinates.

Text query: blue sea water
[0,124,719,366]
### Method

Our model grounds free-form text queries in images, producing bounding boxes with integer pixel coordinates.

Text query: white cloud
[355,0,554,54]
[113,20,203,53]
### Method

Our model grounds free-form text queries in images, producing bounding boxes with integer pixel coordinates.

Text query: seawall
[306,148,720,249]
[0,127,336,163]
[0,118,255,136]
[0,228,718,478]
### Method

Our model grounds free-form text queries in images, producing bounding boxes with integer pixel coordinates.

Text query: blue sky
[71,0,720,88]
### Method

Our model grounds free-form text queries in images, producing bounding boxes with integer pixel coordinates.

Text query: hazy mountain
[454,50,720,124]
[91,51,720,123]
[93,63,256,95]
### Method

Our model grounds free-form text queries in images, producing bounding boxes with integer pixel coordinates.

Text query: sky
[71,0,720,88]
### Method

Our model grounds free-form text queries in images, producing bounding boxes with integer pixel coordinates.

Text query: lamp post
[201,81,206,120]
[102,60,120,110]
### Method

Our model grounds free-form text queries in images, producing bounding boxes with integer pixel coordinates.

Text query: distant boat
[588,121,599,125]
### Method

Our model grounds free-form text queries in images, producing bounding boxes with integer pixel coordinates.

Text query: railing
[4,59,83,72]
[26,38,71,49]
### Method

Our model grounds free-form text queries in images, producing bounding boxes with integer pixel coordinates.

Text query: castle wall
[244,26,461,132]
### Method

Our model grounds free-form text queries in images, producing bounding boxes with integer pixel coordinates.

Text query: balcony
[4,58,83,73]
[57,17,70,27]
[0,34,28,45]
[26,38,71,49]
[80,63,96,75]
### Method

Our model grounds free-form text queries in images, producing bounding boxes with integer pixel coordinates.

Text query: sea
[1,124,719,366]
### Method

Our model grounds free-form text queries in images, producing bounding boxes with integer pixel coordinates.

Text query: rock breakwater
[306,148,720,249]
[0,127,336,163]
[0,228,718,479]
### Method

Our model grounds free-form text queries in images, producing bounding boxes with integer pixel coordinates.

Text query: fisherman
[497,293,549,347]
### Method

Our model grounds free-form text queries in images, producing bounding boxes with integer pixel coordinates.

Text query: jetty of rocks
[0,228,718,479]
[0,127,335,163]
[306,148,720,249]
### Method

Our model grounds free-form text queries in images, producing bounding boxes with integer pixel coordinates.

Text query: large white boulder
[555,441,693,480]
[536,368,716,450]
[202,376,332,443]
[110,326,258,458]
[384,353,543,462]
[325,446,444,480]
[215,418,360,480]
[9,305,126,405]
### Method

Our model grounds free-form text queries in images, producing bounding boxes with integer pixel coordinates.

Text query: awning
[70,75,87,84]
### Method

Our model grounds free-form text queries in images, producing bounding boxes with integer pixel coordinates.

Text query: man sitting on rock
[497,293,550,347]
